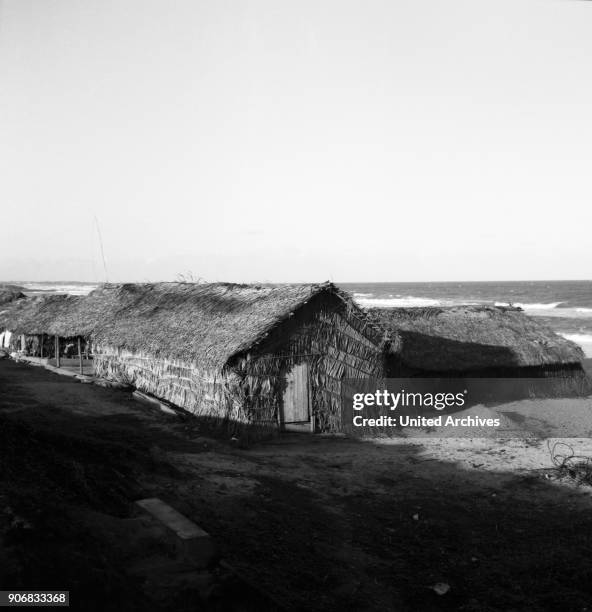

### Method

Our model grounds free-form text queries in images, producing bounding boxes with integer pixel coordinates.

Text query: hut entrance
[281,363,313,432]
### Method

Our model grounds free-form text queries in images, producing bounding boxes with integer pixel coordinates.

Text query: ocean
[13,280,592,357]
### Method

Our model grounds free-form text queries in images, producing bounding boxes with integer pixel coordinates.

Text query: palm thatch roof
[0,294,80,336]
[46,284,144,338]
[91,282,377,369]
[368,305,584,371]
[0,284,155,338]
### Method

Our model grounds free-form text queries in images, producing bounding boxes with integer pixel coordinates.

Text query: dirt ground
[3,359,592,611]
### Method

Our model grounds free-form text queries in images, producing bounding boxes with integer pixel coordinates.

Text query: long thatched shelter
[0,284,151,361]
[0,294,84,357]
[368,305,584,377]
[82,282,386,435]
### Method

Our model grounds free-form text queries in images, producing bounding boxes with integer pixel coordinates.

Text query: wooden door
[282,363,310,424]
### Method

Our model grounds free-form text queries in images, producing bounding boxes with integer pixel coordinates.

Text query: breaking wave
[21,283,98,296]
[354,295,453,308]
[494,301,564,311]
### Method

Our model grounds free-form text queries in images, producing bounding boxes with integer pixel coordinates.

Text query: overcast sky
[0,0,591,283]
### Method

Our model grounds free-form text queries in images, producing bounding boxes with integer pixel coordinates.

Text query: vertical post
[78,337,83,375]
[309,374,315,434]
[21,334,25,353]
[40,334,44,358]
[55,335,60,368]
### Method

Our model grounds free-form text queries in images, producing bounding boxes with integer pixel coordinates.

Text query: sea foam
[354,296,450,308]
[494,301,563,311]
[22,283,98,296]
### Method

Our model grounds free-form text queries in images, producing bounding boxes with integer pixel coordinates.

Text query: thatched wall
[93,347,248,431]
[233,295,386,433]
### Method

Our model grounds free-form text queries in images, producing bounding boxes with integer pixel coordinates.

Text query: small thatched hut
[88,282,385,435]
[0,284,146,359]
[0,294,84,357]
[368,305,585,377]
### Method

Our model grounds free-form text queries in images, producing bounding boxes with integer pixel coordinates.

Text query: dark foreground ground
[2,359,592,611]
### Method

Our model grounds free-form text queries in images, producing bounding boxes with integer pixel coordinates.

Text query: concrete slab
[44,364,81,378]
[135,498,218,568]
[47,358,94,376]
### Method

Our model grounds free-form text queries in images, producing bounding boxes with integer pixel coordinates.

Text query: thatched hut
[368,305,585,377]
[0,284,145,360]
[89,282,385,435]
[0,294,85,357]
